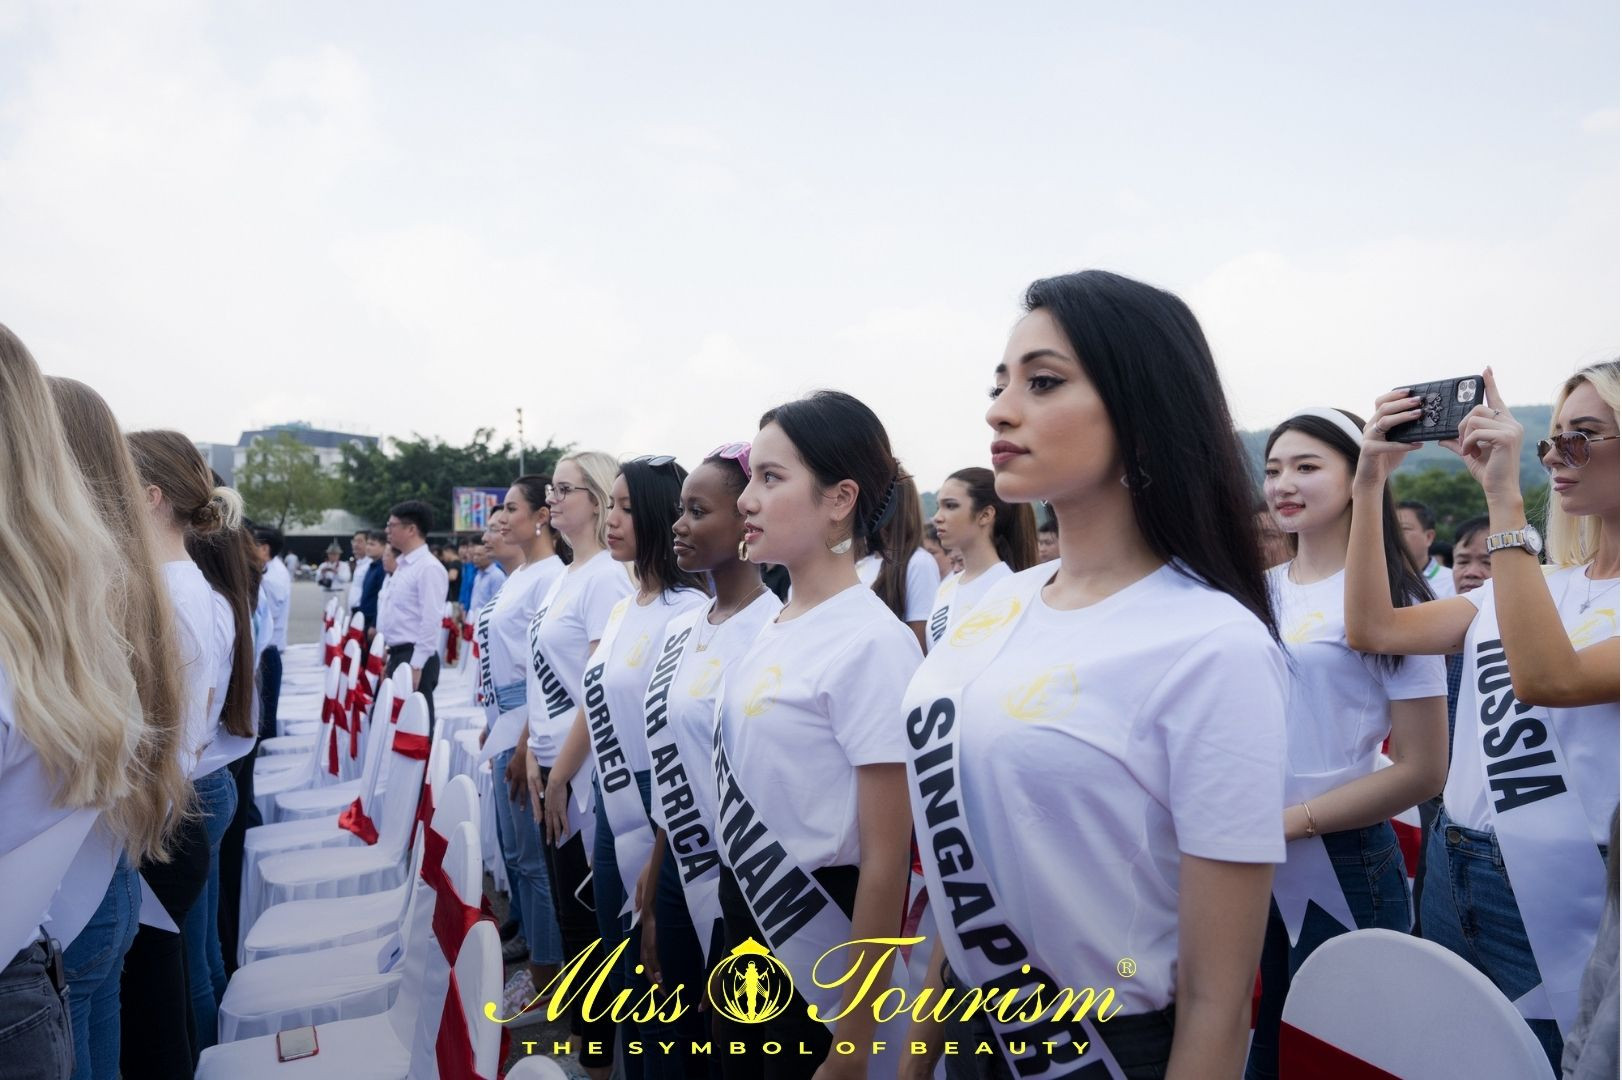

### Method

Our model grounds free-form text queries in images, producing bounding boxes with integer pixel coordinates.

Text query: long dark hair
[620,459,707,597]
[185,507,261,738]
[1265,410,1431,669]
[871,475,922,620]
[759,389,902,575]
[948,466,1038,572]
[1024,270,1278,641]
[512,473,571,565]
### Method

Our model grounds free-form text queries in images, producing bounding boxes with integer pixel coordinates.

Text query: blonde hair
[0,327,144,825]
[1545,359,1621,568]
[48,378,193,862]
[557,450,619,551]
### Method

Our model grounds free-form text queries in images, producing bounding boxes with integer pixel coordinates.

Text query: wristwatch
[1484,523,1543,558]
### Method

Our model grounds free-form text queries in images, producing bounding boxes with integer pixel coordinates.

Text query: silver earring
[828,537,852,556]
[1119,469,1152,490]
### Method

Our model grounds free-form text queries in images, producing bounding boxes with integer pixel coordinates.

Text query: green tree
[237,430,341,532]
[338,428,568,534]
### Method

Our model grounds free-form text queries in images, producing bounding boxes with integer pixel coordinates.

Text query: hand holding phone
[1384,375,1486,443]
[276,1025,319,1062]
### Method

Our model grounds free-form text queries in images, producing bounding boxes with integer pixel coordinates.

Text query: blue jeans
[182,768,238,1054]
[1419,808,1563,1075]
[63,855,140,1080]
[592,772,709,1080]
[0,940,74,1080]
[1246,822,1412,1080]
[493,748,562,966]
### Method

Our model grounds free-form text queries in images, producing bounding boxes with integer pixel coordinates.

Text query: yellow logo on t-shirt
[1569,608,1618,650]
[1002,664,1081,723]
[1284,611,1325,645]
[950,597,1022,649]
[687,658,723,699]
[624,633,650,668]
[742,666,781,718]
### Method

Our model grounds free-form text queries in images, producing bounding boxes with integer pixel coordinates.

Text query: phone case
[1385,376,1485,443]
[276,1026,320,1062]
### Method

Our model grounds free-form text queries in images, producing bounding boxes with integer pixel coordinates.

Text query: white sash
[1,808,100,956]
[526,572,594,845]
[643,608,723,961]
[713,687,910,1077]
[1270,760,1373,945]
[925,573,959,650]
[903,570,1124,1079]
[582,599,654,921]
[1458,586,1607,1034]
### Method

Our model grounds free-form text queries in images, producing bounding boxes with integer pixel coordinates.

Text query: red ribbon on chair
[393,731,431,761]
[426,831,504,1079]
[322,695,347,775]
[461,620,474,642]
[365,647,385,679]
[1278,1023,1401,1078]
[390,694,405,725]
[442,616,460,666]
[337,797,379,845]
[345,680,372,761]
[323,641,339,666]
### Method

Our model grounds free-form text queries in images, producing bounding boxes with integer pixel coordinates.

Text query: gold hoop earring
[737,538,749,562]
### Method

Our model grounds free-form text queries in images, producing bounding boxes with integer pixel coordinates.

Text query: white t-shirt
[1445,565,1620,845]
[1269,565,1445,802]
[925,562,1013,651]
[1422,558,1457,600]
[651,589,783,836]
[719,583,922,870]
[590,588,708,775]
[525,551,635,765]
[948,563,1287,1013]
[857,548,940,623]
[164,560,219,776]
[486,557,564,695]
[193,589,255,779]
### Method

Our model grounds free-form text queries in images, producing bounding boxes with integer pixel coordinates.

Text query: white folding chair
[505,1057,569,1079]
[217,779,483,1043]
[274,667,409,823]
[441,921,503,1079]
[260,651,344,757]
[240,740,452,967]
[240,693,429,943]
[1280,928,1550,1078]
[252,659,344,822]
[197,820,486,1079]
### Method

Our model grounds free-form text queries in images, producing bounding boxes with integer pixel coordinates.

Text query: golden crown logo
[707,938,794,1024]
[625,633,650,668]
[950,597,1022,648]
[688,658,723,699]
[1284,611,1325,645]
[1003,663,1081,723]
[742,665,781,718]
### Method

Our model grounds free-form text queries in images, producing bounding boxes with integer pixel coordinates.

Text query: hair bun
[211,486,245,531]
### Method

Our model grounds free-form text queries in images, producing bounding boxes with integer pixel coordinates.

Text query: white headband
[1288,407,1364,446]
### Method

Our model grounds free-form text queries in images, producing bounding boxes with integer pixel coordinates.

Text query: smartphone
[1385,375,1486,443]
[276,1025,319,1062]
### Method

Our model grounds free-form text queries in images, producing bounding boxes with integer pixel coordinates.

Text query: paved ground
[287,579,335,646]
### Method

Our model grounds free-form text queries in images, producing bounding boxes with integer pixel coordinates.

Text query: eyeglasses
[707,441,751,476]
[545,482,583,503]
[1538,431,1621,469]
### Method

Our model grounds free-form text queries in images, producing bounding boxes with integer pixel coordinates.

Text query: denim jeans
[1246,822,1411,1080]
[492,748,563,966]
[63,855,140,1080]
[182,767,237,1055]
[0,940,74,1080]
[257,646,281,739]
[593,771,710,1080]
[1419,808,1563,1075]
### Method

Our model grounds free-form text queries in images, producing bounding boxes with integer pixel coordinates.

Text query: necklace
[1580,569,1620,614]
[695,585,767,651]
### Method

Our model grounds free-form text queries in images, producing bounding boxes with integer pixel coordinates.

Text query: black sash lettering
[1474,639,1565,815]
[584,661,631,793]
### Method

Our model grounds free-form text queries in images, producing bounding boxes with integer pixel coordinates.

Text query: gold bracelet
[1301,802,1318,838]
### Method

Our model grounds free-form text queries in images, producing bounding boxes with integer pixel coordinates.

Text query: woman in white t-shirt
[924,466,1038,651]
[714,391,922,1080]
[902,271,1289,1080]
[479,478,567,1019]
[0,339,154,1080]
[508,452,631,1075]
[855,474,938,649]
[1247,408,1448,1080]
[126,428,241,1075]
[1347,362,1620,1074]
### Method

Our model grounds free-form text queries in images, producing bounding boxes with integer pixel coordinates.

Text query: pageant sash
[712,695,911,1077]
[926,573,959,650]
[1270,760,1371,946]
[642,607,723,959]
[474,602,495,707]
[0,808,99,956]
[1457,586,1608,1034]
[902,569,1124,1079]
[582,599,654,921]
[525,573,575,760]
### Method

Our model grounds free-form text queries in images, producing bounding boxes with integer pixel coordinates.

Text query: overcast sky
[1,2,1616,490]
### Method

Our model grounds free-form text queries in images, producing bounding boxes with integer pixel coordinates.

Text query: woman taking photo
[518,451,633,1078]
[1346,363,1619,1073]
[925,466,1038,651]
[0,331,155,1080]
[1246,408,1448,1080]
[715,390,922,1080]
[47,377,192,1080]
[902,271,1288,1080]
[478,477,568,1022]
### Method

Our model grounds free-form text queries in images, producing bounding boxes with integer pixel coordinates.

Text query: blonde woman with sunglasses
[1346,362,1619,1074]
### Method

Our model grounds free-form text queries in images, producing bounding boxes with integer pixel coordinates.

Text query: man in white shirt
[253,525,292,739]
[1396,499,1456,599]
[347,529,372,612]
[378,500,450,729]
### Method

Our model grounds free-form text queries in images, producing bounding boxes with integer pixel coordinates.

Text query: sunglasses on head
[631,454,677,469]
[707,441,751,477]
[1538,430,1620,469]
